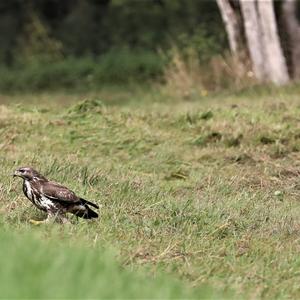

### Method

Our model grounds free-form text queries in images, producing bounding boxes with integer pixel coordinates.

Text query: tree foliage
[0,0,226,65]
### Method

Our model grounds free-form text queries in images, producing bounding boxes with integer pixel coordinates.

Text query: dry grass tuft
[161,46,254,99]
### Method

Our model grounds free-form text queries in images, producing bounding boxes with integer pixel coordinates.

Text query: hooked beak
[13,171,19,178]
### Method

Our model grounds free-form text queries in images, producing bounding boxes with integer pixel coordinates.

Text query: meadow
[1,86,300,299]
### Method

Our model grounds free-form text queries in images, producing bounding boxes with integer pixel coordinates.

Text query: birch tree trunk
[257,0,289,85]
[218,0,290,85]
[240,0,265,80]
[216,0,243,56]
[282,0,300,79]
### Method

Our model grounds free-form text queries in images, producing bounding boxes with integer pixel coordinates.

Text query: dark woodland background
[0,0,228,91]
[0,0,299,92]
[0,0,224,61]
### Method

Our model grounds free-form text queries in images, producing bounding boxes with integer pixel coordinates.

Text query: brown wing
[41,181,81,204]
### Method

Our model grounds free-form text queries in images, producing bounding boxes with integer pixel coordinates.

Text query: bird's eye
[19,169,25,173]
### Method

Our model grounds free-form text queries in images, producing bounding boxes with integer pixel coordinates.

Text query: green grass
[1,87,300,299]
[0,229,215,299]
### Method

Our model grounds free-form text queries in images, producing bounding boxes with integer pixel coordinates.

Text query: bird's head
[13,167,43,181]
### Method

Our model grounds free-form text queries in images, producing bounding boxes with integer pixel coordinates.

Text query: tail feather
[75,205,98,219]
[80,198,99,209]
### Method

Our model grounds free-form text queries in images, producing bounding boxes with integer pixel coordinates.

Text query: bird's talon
[29,219,46,225]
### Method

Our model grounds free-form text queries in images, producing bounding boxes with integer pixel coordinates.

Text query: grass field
[1,87,300,299]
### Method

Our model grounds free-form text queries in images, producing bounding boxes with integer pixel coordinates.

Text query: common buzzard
[13,167,99,224]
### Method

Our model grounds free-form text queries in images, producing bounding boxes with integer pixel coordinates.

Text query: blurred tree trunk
[216,0,245,77]
[240,0,265,80]
[216,0,243,57]
[282,0,300,79]
[257,0,289,85]
[218,0,290,85]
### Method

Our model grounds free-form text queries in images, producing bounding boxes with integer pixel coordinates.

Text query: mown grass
[1,89,300,299]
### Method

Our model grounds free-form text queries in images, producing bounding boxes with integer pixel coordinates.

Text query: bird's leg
[57,212,70,224]
[61,216,70,224]
[29,212,53,225]
[29,212,70,225]
[29,218,49,225]
[51,210,70,224]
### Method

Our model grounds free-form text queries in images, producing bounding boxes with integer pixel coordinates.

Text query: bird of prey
[13,167,99,224]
